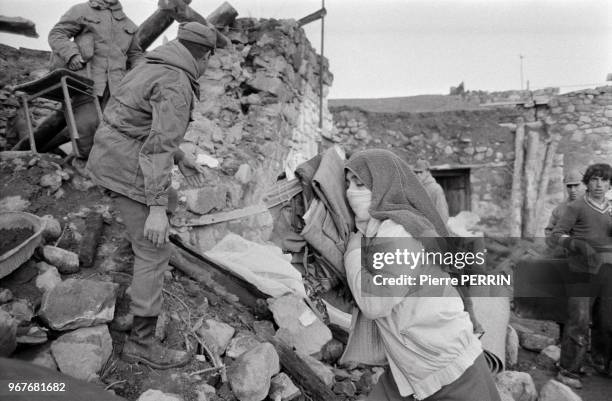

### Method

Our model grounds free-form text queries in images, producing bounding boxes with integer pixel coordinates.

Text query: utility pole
[298,0,327,131]
[519,54,524,90]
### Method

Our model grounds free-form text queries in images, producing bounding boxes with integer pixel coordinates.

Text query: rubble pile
[0,152,385,401]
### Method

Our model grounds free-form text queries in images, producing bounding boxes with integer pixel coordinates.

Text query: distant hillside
[329,94,482,113]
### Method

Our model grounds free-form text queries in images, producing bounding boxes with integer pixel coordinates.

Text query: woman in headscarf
[341,149,500,401]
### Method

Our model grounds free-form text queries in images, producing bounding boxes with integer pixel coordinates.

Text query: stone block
[226,331,261,359]
[269,373,301,401]
[51,325,112,381]
[39,278,118,331]
[35,262,62,293]
[538,380,582,401]
[228,342,280,401]
[296,352,334,386]
[41,246,79,274]
[196,318,235,355]
[495,371,537,401]
[183,187,227,215]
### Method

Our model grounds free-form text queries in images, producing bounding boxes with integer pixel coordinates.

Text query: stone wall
[330,85,612,236]
[329,107,519,234]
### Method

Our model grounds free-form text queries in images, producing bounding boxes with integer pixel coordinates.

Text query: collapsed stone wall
[176,18,333,251]
[0,19,333,252]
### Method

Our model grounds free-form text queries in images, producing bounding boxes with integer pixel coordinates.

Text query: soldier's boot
[122,316,191,369]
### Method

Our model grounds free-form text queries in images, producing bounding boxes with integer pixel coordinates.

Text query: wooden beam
[0,16,38,38]
[509,119,525,237]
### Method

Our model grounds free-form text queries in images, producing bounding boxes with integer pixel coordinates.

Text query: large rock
[197,318,235,355]
[228,342,280,401]
[297,352,334,387]
[226,331,261,359]
[184,187,227,215]
[50,325,112,381]
[495,371,537,401]
[536,345,561,368]
[538,380,582,401]
[0,309,17,357]
[41,215,62,240]
[35,262,62,293]
[506,325,519,367]
[268,294,332,356]
[269,373,301,401]
[41,246,79,274]
[518,331,556,352]
[39,278,118,330]
[136,389,183,401]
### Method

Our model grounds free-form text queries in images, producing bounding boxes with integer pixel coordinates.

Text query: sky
[0,0,611,99]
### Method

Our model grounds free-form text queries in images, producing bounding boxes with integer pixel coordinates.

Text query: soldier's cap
[177,22,221,49]
[413,159,430,172]
[564,170,582,186]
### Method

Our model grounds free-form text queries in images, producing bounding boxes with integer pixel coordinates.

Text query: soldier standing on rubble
[552,163,612,388]
[21,0,143,159]
[87,22,220,369]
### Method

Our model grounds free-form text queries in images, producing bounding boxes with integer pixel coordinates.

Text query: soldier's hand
[144,206,169,247]
[68,54,85,71]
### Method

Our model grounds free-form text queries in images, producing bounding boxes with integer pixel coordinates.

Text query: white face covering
[346,186,372,222]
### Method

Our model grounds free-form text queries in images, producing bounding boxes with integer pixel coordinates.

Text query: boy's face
[587,175,610,199]
[566,183,580,201]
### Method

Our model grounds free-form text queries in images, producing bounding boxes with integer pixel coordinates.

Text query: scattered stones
[538,379,582,401]
[253,320,276,342]
[39,278,118,331]
[0,288,13,304]
[71,175,95,192]
[506,325,519,367]
[40,172,63,192]
[35,262,62,293]
[41,215,62,240]
[41,246,79,274]
[226,331,261,359]
[495,371,537,401]
[16,325,48,344]
[296,352,334,386]
[228,342,280,401]
[536,345,561,368]
[183,187,227,215]
[197,318,236,355]
[518,331,556,352]
[51,325,112,381]
[0,309,17,357]
[333,380,357,397]
[0,196,30,212]
[268,294,332,356]
[1,298,34,325]
[320,338,344,363]
[136,389,184,401]
[269,373,301,401]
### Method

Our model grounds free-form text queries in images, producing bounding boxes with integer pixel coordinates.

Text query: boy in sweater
[552,163,612,387]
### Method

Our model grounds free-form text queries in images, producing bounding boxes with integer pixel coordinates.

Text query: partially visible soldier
[23,0,143,159]
[87,22,220,369]
[414,159,450,223]
[545,170,582,254]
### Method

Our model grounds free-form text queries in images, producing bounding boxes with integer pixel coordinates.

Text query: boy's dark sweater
[552,194,612,272]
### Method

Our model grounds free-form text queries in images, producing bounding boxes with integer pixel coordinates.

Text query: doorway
[431,168,471,216]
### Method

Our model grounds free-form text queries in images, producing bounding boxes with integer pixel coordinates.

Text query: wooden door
[431,169,471,217]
